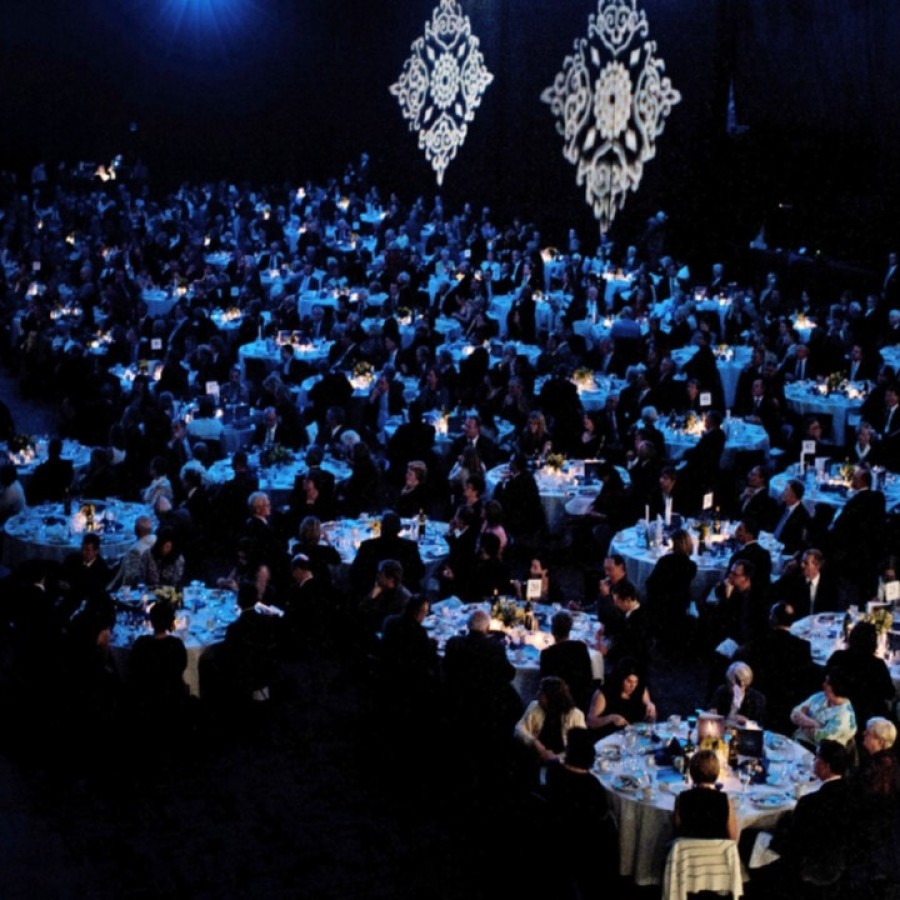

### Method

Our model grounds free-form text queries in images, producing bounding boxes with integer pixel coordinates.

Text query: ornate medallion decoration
[541,0,681,231]
[390,0,494,186]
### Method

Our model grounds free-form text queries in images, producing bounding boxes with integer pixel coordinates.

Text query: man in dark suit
[252,405,305,451]
[239,491,288,587]
[729,518,773,614]
[776,548,842,618]
[737,465,780,531]
[747,740,853,889]
[734,602,817,735]
[449,414,499,469]
[771,478,811,555]
[26,437,74,505]
[539,611,595,712]
[874,383,900,470]
[349,511,424,596]
[59,533,113,613]
[828,465,886,602]
[604,579,651,680]
[681,410,727,504]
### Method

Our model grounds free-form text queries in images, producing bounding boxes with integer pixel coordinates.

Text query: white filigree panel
[390,0,493,186]
[542,0,681,231]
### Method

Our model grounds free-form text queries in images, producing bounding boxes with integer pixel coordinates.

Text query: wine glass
[739,766,752,795]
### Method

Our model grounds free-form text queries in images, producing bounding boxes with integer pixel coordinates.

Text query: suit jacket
[738,488,780,533]
[443,630,515,700]
[829,488,886,572]
[772,503,811,555]
[349,534,425,596]
[540,640,595,712]
[775,568,841,618]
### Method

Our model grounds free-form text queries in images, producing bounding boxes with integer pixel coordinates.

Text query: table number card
[526,578,542,601]
[801,440,816,456]
[702,492,714,511]
[151,338,163,351]
[699,392,712,407]
[205,381,220,399]
[883,581,899,603]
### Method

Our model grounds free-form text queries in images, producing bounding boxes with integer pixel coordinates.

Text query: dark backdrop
[0,0,897,264]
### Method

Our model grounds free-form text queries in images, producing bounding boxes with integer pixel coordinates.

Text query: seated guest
[359,559,411,636]
[335,441,383,517]
[141,455,174,508]
[673,749,737,840]
[138,526,185,588]
[586,659,656,737]
[746,740,852,892]
[491,452,545,541]
[349,510,424,596]
[846,421,881,467]
[470,531,513,599]
[539,611,594,712]
[709,661,767,726]
[289,515,341,589]
[0,462,26,524]
[514,554,565,607]
[644,528,697,654]
[790,669,857,750]
[395,459,431,517]
[480,499,509,559]
[439,505,481,600]
[376,594,440,710]
[771,478,811,555]
[59,532,113,611]
[736,465,780,532]
[777,548,840,618]
[26,437,74,504]
[518,410,553,460]
[826,622,896,734]
[107,515,156,590]
[573,411,604,460]
[128,600,188,709]
[514,675,586,765]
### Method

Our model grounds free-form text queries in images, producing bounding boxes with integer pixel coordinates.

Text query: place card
[884,581,900,603]
[526,578,542,601]
[151,338,163,351]
[205,381,220,399]
[699,392,712,407]
[702,492,714,510]
[802,440,816,456]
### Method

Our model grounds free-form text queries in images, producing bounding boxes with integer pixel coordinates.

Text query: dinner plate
[748,791,789,810]
[612,774,642,793]
[600,745,622,761]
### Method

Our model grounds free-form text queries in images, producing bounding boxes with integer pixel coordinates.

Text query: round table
[2,500,151,569]
[594,723,814,886]
[206,451,351,507]
[141,288,178,319]
[534,373,628,412]
[659,418,769,467]
[770,464,900,514]
[320,516,449,566]
[238,338,332,379]
[3,437,92,488]
[608,521,784,602]
[485,460,630,535]
[427,597,603,702]
[783,380,867,447]
[670,345,752,411]
[109,585,240,697]
[791,612,900,690]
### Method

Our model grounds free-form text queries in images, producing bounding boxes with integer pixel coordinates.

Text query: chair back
[662,837,743,900]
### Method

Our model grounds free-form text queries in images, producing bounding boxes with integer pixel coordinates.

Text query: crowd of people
[0,155,899,897]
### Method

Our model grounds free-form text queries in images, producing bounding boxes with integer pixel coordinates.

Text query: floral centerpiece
[491,596,525,628]
[572,367,595,390]
[864,607,893,636]
[826,371,848,394]
[259,443,294,467]
[837,459,855,482]
[396,306,412,324]
[153,585,183,609]
[544,452,566,472]
[353,360,374,379]
[8,433,36,455]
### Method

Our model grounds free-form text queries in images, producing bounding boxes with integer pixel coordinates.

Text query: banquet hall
[1,2,900,898]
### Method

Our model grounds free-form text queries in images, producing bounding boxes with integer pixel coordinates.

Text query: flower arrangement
[864,608,893,636]
[353,360,374,379]
[396,306,411,320]
[260,443,294,467]
[544,452,566,472]
[572,367,595,389]
[826,371,847,394]
[8,434,35,454]
[837,460,854,482]
[491,597,525,628]
[153,585,183,609]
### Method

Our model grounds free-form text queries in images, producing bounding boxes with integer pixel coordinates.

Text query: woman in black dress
[673,749,737,840]
[586,659,656,737]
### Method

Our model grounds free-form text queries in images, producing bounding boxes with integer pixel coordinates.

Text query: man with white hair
[107,515,156,589]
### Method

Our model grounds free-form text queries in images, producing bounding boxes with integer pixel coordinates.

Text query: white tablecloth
[238,339,332,378]
[670,345,752,411]
[783,381,866,447]
[659,419,769,467]
[594,725,814,885]
[769,465,900,514]
[428,597,602,701]
[2,500,151,568]
[609,522,784,602]
[109,586,239,697]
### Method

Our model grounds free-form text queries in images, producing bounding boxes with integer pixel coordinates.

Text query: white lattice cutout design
[542,0,681,231]
[390,0,494,185]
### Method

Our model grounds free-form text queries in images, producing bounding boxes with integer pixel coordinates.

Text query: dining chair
[662,837,744,900]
